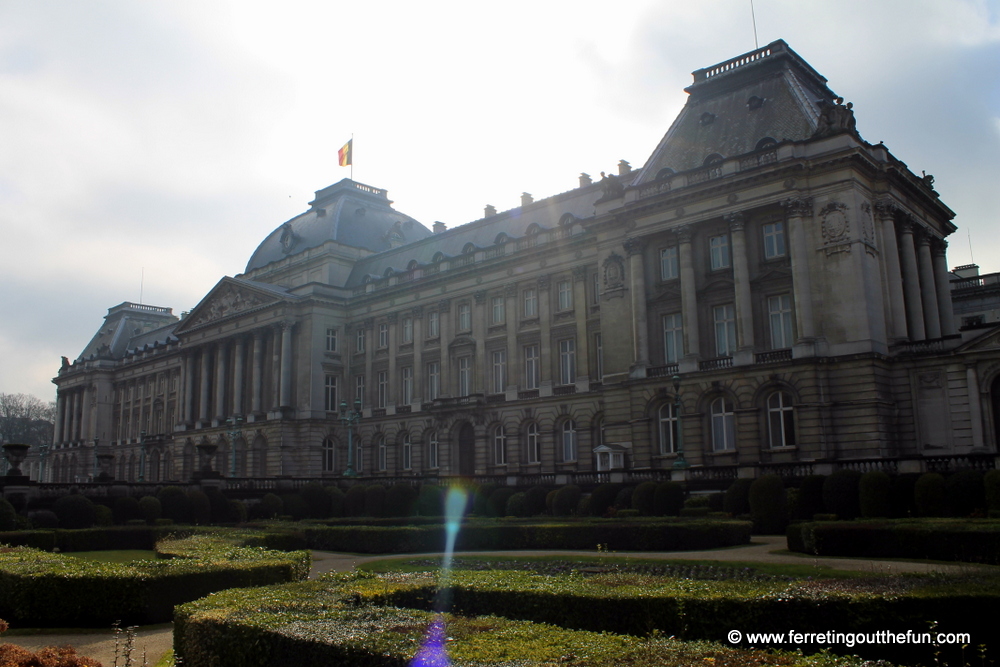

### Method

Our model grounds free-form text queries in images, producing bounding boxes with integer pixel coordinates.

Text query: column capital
[781,197,814,218]
[873,197,898,220]
[916,231,933,248]
[474,290,487,305]
[362,317,375,328]
[572,265,588,282]
[438,299,451,313]
[675,224,693,244]
[898,218,918,235]
[931,237,949,256]
[386,311,399,324]
[623,237,646,256]
[537,274,551,289]
[504,283,518,297]
[410,305,425,318]
[725,211,746,232]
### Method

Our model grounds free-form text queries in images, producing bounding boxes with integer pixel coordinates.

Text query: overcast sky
[1,0,998,401]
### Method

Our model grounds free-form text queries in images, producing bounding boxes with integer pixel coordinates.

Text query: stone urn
[2,443,30,477]
[195,442,220,479]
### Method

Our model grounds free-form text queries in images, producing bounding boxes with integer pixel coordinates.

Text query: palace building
[42,40,1000,489]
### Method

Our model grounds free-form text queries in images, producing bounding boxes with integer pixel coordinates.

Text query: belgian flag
[338,139,352,167]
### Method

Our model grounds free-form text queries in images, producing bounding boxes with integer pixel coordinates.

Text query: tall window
[356,442,363,473]
[711,397,736,451]
[427,431,439,468]
[763,221,786,259]
[493,425,507,465]
[322,437,335,472]
[355,375,365,407]
[524,344,540,389]
[658,404,678,454]
[561,420,577,462]
[401,367,413,405]
[662,313,683,363]
[458,357,472,397]
[377,371,388,408]
[426,361,440,400]
[767,391,796,448]
[526,422,540,463]
[377,437,387,471]
[713,304,736,357]
[326,328,338,352]
[356,328,365,353]
[324,374,338,412]
[768,294,794,349]
[401,433,412,470]
[557,280,573,311]
[427,311,440,338]
[491,296,505,324]
[660,246,679,280]
[402,317,413,343]
[710,234,730,269]
[591,271,600,305]
[559,338,576,385]
[491,349,507,394]
[523,289,538,317]
[378,323,389,348]
[458,303,471,331]
[594,333,603,379]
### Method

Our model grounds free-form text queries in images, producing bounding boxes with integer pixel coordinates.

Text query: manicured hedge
[786,518,1000,563]
[0,532,310,626]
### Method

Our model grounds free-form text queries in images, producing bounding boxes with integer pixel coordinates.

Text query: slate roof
[76,303,178,362]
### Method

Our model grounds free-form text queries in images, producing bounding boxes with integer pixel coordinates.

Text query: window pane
[660,246,678,280]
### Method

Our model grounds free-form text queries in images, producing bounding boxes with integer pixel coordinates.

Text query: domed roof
[245,179,432,273]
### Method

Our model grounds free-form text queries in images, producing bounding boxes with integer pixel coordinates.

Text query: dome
[245,179,432,273]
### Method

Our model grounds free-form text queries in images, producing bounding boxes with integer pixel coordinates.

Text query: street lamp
[91,437,99,480]
[671,375,689,469]
[339,398,362,478]
[139,430,147,482]
[226,415,244,477]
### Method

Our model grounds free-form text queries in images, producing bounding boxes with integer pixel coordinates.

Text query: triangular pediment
[956,325,1000,353]
[175,278,287,334]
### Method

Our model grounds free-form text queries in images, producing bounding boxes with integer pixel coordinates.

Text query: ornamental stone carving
[781,197,813,218]
[725,212,745,231]
[623,237,646,256]
[188,285,273,327]
[819,201,851,256]
[602,253,626,291]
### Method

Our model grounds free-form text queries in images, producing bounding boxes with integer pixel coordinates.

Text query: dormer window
[747,95,765,110]
[700,112,716,125]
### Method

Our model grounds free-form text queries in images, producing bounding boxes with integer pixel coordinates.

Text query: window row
[659,294,794,362]
[656,390,795,454]
[658,220,786,281]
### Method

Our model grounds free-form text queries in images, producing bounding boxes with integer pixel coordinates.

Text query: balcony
[699,356,733,371]
[754,349,792,364]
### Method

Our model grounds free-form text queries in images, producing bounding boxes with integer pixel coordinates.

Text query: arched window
[658,403,679,454]
[704,153,724,166]
[526,423,540,464]
[427,431,439,469]
[561,420,577,462]
[655,167,675,180]
[493,425,507,465]
[377,437,387,471]
[767,391,796,448]
[401,433,412,470]
[322,437,335,473]
[710,397,736,451]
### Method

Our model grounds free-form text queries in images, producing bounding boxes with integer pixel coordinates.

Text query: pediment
[650,283,683,303]
[957,325,1000,353]
[176,279,284,333]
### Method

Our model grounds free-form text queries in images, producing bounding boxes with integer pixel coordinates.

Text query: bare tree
[0,392,55,447]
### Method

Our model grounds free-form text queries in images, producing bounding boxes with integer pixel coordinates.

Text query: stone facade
[40,40,1000,490]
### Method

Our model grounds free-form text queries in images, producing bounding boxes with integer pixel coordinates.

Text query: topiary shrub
[545,489,558,515]
[488,487,517,518]
[326,486,345,518]
[94,504,114,527]
[0,497,17,531]
[889,473,919,518]
[796,475,826,519]
[505,492,529,517]
[301,483,332,519]
[28,510,58,530]
[113,496,142,525]
[344,485,367,517]
[258,493,283,520]
[859,470,892,518]
[52,494,96,529]
[822,469,862,520]
[386,484,418,517]
[631,481,658,516]
[524,486,549,517]
[748,474,786,534]
[914,472,947,517]
[613,486,635,512]
[158,486,192,524]
[364,484,387,518]
[139,495,162,524]
[552,485,582,517]
[473,485,497,516]
[708,492,725,512]
[588,484,623,517]
[280,493,310,521]
[229,499,248,523]
[653,481,684,516]
[416,484,442,516]
[723,479,753,516]
[206,487,236,523]
[946,470,985,517]
[188,489,212,525]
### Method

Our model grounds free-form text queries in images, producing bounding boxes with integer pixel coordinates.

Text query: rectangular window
[710,235,730,270]
[557,280,573,311]
[402,437,412,470]
[401,366,413,405]
[491,296,505,324]
[491,349,506,394]
[377,371,388,408]
[324,375,338,412]
[660,246,679,280]
[713,304,737,357]
[356,328,365,353]
[763,221,786,259]
[427,311,440,338]
[591,271,600,305]
[523,289,538,318]
[524,344,540,389]
[559,338,576,385]
[769,294,794,349]
[326,327,338,352]
[458,357,472,397]
[458,303,471,331]
[426,361,440,400]
[355,375,365,407]
[378,323,388,348]
[594,333,603,379]
[427,433,439,468]
[402,317,413,343]
[662,313,683,363]
[526,424,540,464]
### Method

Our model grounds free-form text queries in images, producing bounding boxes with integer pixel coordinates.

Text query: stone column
[898,220,926,341]
[537,276,552,387]
[53,392,65,444]
[387,312,398,404]
[727,213,754,365]
[677,226,700,370]
[624,238,649,376]
[438,303,451,396]
[917,233,942,340]
[182,354,194,424]
[251,331,263,415]
[214,341,228,422]
[279,321,293,409]
[504,284,519,394]
[69,391,79,443]
[81,385,93,442]
[412,306,424,404]
[473,292,487,393]
[782,198,817,349]
[572,266,590,384]
[362,318,374,404]
[932,239,957,336]
[199,346,211,425]
[233,336,245,416]
[117,384,126,443]
[271,325,282,409]
[874,200,908,341]
[967,364,985,449]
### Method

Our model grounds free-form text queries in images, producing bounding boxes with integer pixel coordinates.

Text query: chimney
[484,204,497,218]
[433,221,447,234]
[521,192,533,207]
[579,173,592,187]
[618,160,632,176]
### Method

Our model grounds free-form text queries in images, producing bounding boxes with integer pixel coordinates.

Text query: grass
[62,550,160,563]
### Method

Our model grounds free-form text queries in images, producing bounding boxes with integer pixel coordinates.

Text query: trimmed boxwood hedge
[0,531,310,626]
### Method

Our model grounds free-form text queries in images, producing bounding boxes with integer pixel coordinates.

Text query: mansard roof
[76,302,178,363]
